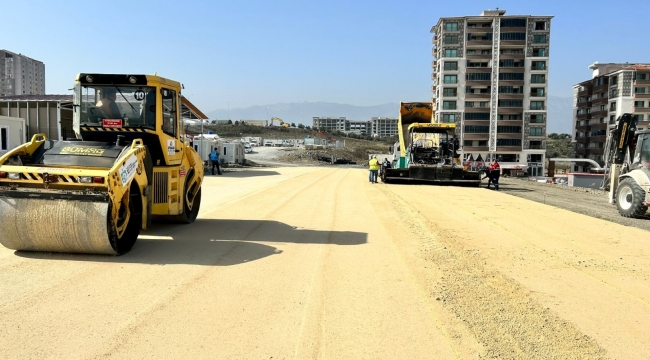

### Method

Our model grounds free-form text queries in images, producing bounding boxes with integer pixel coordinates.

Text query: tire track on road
[379,184,608,360]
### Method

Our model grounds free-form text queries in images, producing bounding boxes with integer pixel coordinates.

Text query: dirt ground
[1,167,650,359]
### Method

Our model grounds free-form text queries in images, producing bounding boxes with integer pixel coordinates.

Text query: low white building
[221,142,245,164]
[0,115,26,156]
[192,138,223,163]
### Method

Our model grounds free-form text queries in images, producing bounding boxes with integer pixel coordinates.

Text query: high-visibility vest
[369,158,379,170]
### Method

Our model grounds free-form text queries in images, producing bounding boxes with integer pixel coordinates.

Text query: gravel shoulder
[497,178,650,232]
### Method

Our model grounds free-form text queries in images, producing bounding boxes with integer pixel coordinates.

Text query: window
[497,139,522,146]
[499,73,524,81]
[610,115,616,123]
[464,125,489,133]
[531,74,546,83]
[638,115,645,121]
[532,48,547,56]
[444,35,459,44]
[444,49,458,57]
[530,101,545,110]
[636,73,647,80]
[610,89,619,97]
[445,22,458,31]
[0,127,7,151]
[464,140,473,146]
[534,21,546,30]
[223,146,227,156]
[599,105,606,111]
[444,75,457,84]
[500,18,526,27]
[531,61,546,70]
[443,88,457,96]
[499,85,523,94]
[479,101,488,107]
[530,127,543,136]
[478,140,487,146]
[481,50,490,55]
[466,73,491,81]
[531,88,545,96]
[594,77,605,86]
[467,49,476,55]
[635,87,646,94]
[498,99,523,107]
[497,114,523,120]
[499,59,524,67]
[532,35,547,43]
[444,62,458,70]
[635,101,645,108]
[610,102,617,111]
[466,101,475,107]
[498,126,522,133]
[441,114,456,123]
[464,112,490,120]
[500,32,526,41]
[529,141,543,149]
[443,101,457,110]
[161,88,177,137]
[610,75,618,85]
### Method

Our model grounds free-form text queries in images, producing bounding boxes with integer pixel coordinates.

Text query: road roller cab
[0,74,204,255]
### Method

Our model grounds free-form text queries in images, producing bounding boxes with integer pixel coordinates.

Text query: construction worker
[209,148,222,175]
[368,156,380,183]
[489,159,501,190]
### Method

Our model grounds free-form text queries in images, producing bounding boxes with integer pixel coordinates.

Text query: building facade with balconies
[572,63,650,172]
[313,116,398,137]
[0,50,45,97]
[431,9,552,176]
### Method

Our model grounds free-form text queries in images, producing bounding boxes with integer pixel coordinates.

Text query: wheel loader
[602,113,650,218]
[0,73,204,255]
[381,102,482,185]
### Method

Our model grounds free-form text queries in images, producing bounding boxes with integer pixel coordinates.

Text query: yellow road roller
[0,74,204,255]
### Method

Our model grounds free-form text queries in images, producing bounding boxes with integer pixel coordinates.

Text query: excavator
[270,116,290,128]
[601,113,650,218]
[381,102,482,185]
[0,73,204,255]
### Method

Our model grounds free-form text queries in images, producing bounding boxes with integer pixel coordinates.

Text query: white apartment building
[313,116,399,137]
[572,62,650,172]
[0,50,45,96]
[431,9,552,175]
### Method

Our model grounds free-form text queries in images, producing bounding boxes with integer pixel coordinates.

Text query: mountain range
[206,96,574,134]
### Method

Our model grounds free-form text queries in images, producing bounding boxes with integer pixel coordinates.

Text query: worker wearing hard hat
[368,156,380,184]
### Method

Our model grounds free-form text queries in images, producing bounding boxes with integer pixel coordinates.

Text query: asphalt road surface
[1,167,649,359]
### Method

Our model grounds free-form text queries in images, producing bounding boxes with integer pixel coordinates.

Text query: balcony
[633,93,650,99]
[499,53,525,60]
[466,40,493,46]
[593,83,608,92]
[590,135,607,142]
[635,79,650,85]
[591,97,607,105]
[577,101,591,108]
[590,110,607,117]
[530,64,547,71]
[500,40,526,46]
[529,106,546,111]
[529,92,546,97]
[466,54,492,60]
[465,92,491,99]
[463,146,490,152]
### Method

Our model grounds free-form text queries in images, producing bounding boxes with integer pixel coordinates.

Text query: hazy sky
[4,0,650,113]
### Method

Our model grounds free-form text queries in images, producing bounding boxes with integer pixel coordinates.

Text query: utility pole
[226,101,231,121]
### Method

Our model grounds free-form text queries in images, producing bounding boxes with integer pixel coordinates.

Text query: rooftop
[0,94,72,102]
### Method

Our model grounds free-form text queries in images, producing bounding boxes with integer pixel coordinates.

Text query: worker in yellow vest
[368,156,380,183]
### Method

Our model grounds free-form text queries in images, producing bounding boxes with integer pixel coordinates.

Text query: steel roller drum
[0,197,117,255]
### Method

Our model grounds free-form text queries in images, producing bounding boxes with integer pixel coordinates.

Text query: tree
[291,122,296,127]
[306,126,311,130]
[298,123,305,129]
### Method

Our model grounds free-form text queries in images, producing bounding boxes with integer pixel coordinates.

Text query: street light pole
[226,101,231,121]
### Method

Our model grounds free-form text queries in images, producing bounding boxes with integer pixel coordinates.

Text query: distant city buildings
[572,62,650,172]
[431,9,552,176]
[312,116,399,137]
[0,50,45,96]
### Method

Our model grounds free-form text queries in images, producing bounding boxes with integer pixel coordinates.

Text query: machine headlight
[86,75,94,83]
[128,76,137,84]
[79,176,92,183]
[8,173,21,180]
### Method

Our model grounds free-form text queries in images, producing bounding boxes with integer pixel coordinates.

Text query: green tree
[298,123,305,129]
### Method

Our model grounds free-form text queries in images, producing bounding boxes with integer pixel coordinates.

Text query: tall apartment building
[313,116,399,137]
[0,50,45,97]
[431,9,552,175]
[572,62,650,172]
